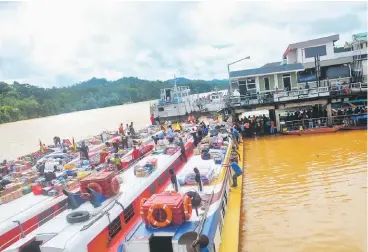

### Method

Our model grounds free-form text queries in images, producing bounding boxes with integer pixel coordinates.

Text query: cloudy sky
[0,1,367,87]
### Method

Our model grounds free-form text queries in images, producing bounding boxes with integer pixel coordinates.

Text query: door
[283,75,291,91]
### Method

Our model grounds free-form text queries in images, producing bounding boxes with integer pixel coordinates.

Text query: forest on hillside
[0,77,228,124]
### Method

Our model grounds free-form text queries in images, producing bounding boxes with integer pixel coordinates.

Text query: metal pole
[227,56,250,97]
[228,64,231,96]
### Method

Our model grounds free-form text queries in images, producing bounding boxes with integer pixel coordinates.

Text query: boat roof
[5,139,192,252]
[0,192,68,236]
[125,147,231,244]
[1,131,160,245]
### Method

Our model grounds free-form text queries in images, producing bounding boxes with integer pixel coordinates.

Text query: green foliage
[0,77,228,124]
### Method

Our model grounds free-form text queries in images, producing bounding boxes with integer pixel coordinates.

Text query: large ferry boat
[149,78,228,122]
[0,128,159,251]
[119,129,234,252]
[3,121,243,252]
[3,130,195,252]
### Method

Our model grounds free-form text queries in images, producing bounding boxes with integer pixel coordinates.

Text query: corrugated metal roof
[353,32,367,42]
[261,62,281,68]
[230,63,304,78]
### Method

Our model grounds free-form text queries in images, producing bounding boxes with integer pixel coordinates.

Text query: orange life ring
[87,182,103,195]
[140,198,147,219]
[110,176,120,195]
[147,204,172,227]
[183,195,193,220]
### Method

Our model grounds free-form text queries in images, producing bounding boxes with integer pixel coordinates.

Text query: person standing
[193,167,202,192]
[178,138,187,162]
[270,120,275,134]
[230,162,243,187]
[129,122,135,137]
[150,114,156,125]
[119,123,124,135]
[169,169,179,192]
[167,125,175,143]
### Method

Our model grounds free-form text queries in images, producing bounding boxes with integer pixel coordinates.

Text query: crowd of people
[232,115,276,137]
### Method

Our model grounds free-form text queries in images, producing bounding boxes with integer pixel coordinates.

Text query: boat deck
[219,143,244,252]
[4,150,180,252]
[123,147,231,249]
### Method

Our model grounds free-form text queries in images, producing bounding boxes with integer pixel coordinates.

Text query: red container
[32,185,43,195]
[141,193,185,226]
[100,152,109,164]
[80,171,115,198]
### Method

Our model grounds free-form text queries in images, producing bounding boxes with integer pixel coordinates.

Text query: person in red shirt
[119,123,124,135]
[150,114,155,125]
[132,146,140,160]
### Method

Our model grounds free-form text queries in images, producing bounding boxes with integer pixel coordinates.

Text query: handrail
[0,203,68,250]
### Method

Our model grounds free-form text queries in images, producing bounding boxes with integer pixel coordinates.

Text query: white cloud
[0,1,366,87]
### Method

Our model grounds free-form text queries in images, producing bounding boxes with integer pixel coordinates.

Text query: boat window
[124,204,135,223]
[224,190,228,206]
[218,215,223,235]
[158,107,164,112]
[108,216,122,239]
[221,200,226,218]
[158,176,163,186]
[150,184,156,194]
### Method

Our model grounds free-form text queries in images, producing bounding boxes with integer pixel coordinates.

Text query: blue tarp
[352,115,368,120]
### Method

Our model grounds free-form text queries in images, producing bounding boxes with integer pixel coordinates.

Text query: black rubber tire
[66,211,90,224]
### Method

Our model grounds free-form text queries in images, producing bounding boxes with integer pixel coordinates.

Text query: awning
[343,99,367,103]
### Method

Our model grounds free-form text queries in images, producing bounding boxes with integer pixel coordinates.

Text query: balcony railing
[228,82,367,107]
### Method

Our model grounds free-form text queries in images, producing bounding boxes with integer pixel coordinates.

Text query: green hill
[0,77,228,124]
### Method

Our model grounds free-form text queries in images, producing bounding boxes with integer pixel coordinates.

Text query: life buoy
[87,182,103,195]
[140,198,147,219]
[110,176,120,195]
[183,195,193,220]
[147,204,172,227]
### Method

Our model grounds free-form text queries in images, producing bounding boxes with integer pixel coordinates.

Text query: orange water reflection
[242,130,367,252]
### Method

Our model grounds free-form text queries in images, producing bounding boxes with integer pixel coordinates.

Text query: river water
[241,131,367,252]
[0,102,366,251]
[0,101,151,160]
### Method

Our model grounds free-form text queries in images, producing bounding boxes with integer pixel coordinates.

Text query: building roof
[303,56,353,69]
[261,62,281,68]
[283,34,340,57]
[353,32,367,42]
[230,63,304,78]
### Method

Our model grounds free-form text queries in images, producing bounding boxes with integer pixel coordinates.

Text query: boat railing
[0,203,68,250]
[331,113,368,126]
[281,117,329,131]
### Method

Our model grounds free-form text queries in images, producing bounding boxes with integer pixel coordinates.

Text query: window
[218,216,223,235]
[124,204,135,223]
[108,216,122,239]
[246,78,256,90]
[158,176,163,186]
[150,184,156,194]
[221,200,226,218]
[264,77,270,90]
[224,190,228,206]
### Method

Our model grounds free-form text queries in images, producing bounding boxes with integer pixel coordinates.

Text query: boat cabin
[158,86,191,105]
